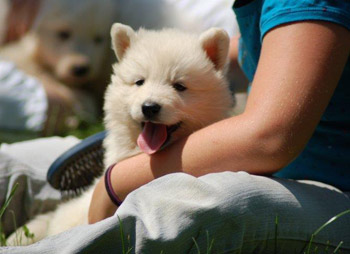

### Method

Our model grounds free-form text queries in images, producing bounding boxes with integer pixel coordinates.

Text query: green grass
[304,209,350,254]
[171,211,350,254]
[0,117,104,144]
[64,121,104,139]
[0,183,36,247]
[192,231,215,254]
[118,216,133,254]
[0,183,19,246]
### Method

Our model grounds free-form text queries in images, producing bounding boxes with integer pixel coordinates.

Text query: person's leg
[117,172,350,254]
[1,171,349,253]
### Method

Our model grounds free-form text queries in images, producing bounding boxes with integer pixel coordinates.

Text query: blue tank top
[233,0,350,191]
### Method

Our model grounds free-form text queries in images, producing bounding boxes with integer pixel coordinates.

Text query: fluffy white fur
[7,24,233,245]
[104,24,233,164]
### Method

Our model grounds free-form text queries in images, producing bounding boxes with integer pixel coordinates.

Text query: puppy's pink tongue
[137,122,167,154]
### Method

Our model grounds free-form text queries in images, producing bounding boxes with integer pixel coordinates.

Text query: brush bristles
[57,145,105,198]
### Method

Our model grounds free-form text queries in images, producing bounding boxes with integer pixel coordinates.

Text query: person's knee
[124,171,284,216]
[122,171,284,229]
[117,172,350,253]
[126,172,285,253]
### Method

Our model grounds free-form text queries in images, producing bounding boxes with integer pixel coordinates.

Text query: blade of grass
[117,216,126,254]
[333,241,343,254]
[205,231,214,254]
[325,240,330,254]
[274,215,279,254]
[306,209,350,254]
[0,231,5,246]
[117,215,133,254]
[314,210,350,236]
[0,183,19,246]
[10,210,19,246]
[192,237,201,254]
[0,183,19,219]
[22,225,34,245]
[125,234,133,254]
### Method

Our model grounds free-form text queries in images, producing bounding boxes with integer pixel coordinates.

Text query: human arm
[89,21,350,223]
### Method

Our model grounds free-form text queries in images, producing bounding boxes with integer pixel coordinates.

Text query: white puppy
[104,23,234,163]
[7,23,233,245]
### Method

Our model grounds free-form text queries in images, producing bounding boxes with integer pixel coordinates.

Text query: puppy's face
[33,0,116,86]
[105,24,233,154]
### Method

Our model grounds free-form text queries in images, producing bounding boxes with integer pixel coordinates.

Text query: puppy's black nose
[142,102,161,119]
[72,65,90,77]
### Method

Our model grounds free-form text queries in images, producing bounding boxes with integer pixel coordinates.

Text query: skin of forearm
[111,113,286,201]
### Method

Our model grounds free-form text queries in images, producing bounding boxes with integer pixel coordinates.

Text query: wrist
[88,177,117,224]
[104,164,123,206]
[106,153,159,203]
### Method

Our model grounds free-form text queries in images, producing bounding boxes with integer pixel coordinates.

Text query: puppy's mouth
[137,122,181,155]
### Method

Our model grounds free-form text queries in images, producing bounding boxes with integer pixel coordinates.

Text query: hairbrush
[47,131,107,197]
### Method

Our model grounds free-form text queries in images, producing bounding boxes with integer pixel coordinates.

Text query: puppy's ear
[199,28,229,71]
[110,23,135,61]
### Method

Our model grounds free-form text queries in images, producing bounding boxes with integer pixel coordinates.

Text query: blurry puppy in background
[0,0,118,134]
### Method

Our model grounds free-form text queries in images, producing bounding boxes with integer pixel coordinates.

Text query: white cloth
[165,0,239,37]
[0,60,48,132]
[0,135,80,178]
[116,0,239,37]
[0,136,80,235]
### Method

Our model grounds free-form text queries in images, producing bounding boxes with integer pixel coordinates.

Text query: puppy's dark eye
[57,30,71,41]
[94,35,104,44]
[135,79,145,86]
[173,82,187,92]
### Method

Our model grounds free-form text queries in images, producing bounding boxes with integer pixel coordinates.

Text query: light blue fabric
[233,0,350,191]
